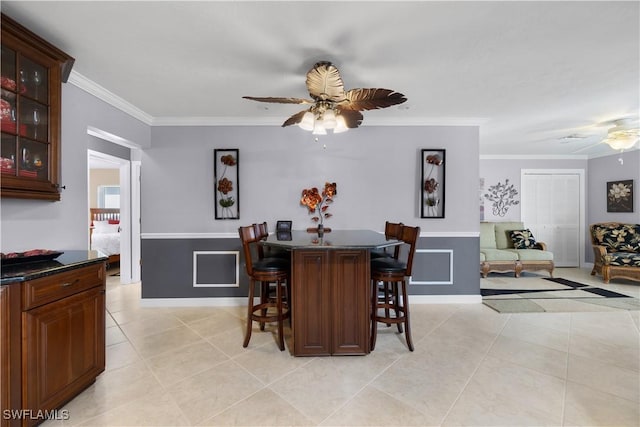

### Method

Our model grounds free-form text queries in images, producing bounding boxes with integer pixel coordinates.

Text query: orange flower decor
[300,182,337,225]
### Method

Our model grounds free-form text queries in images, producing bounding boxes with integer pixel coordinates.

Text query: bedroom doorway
[88,150,134,284]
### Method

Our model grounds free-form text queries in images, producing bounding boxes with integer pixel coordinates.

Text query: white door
[521,170,584,267]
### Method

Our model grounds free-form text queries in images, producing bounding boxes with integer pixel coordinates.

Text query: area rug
[482,277,640,313]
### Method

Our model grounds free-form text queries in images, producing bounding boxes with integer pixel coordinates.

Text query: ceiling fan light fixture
[312,120,327,135]
[322,108,337,129]
[333,115,348,133]
[603,119,639,150]
[299,111,315,131]
[604,133,638,150]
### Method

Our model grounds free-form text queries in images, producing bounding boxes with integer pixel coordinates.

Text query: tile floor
[44,267,639,426]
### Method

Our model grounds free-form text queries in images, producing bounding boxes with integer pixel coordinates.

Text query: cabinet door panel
[330,250,370,355]
[22,286,105,415]
[292,250,331,356]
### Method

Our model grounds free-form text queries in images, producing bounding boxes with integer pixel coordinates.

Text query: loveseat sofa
[480,221,554,278]
[590,222,640,284]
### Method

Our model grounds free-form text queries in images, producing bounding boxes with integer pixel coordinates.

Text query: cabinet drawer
[22,263,105,310]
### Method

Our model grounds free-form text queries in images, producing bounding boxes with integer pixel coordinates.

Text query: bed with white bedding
[90,208,120,264]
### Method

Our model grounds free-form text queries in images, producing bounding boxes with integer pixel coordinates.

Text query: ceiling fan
[551,116,639,153]
[243,61,407,134]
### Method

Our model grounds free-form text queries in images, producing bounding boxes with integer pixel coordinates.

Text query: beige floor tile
[201,388,314,426]
[570,311,640,347]
[105,340,141,371]
[564,381,640,426]
[569,330,640,372]
[630,310,640,329]
[370,350,475,425]
[62,361,162,425]
[488,334,568,379]
[442,377,561,426]
[509,311,572,333]
[146,340,230,387]
[127,324,204,359]
[469,355,566,417]
[269,356,392,424]
[105,325,128,346]
[168,359,264,425]
[320,386,431,426]
[233,342,312,385]
[533,297,621,312]
[567,353,640,402]
[169,306,222,324]
[77,389,188,426]
[52,268,640,427]
[118,312,186,340]
[185,309,245,338]
[500,314,570,352]
[105,312,116,328]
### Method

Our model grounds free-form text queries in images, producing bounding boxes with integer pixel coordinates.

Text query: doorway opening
[88,149,139,284]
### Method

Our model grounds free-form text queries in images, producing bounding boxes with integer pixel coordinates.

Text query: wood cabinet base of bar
[291,249,371,356]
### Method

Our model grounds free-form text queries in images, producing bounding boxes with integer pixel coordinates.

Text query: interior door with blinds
[521,170,584,267]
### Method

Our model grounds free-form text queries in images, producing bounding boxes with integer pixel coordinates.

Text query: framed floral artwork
[421,149,445,218]
[214,149,239,219]
[607,179,633,213]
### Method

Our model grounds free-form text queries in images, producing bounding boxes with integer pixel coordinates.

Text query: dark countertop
[1,250,108,285]
[262,229,401,250]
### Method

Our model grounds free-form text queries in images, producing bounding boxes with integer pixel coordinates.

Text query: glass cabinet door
[1,13,73,201]
[1,47,51,181]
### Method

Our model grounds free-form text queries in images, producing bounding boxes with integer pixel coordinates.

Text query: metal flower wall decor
[300,182,337,229]
[214,149,239,219]
[421,149,445,218]
[484,179,519,217]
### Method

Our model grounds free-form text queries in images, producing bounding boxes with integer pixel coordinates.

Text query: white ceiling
[3,1,639,157]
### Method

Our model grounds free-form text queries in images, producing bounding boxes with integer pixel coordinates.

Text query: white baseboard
[139,294,482,307]
[410,294,482,304]
[140,297,247,307]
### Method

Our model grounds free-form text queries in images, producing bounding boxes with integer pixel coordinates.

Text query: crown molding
[480,154,589,160]
[68,71,485,128]
[68,70,154,125]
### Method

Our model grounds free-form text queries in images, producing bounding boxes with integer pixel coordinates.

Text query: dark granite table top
[262,229,400,250]
[1,250,108,285]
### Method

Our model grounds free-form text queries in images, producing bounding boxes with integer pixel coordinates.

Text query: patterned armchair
[590,222,640,284]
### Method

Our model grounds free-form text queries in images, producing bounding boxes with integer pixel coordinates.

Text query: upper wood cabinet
[1,13,74,201]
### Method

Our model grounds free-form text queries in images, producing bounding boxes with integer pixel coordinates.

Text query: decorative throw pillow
[510,229,537,249]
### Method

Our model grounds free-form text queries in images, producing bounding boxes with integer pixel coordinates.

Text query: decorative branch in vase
[300,182,337,234]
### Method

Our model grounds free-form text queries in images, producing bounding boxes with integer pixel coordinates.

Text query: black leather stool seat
[253,257,290,272]
[371,258,406,273]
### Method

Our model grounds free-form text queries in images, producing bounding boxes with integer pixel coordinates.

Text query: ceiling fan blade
[336,108,363,128]
[340,88,407,111]
[242,96,313,105]
[305,61,346,102]
[282,109,308,127]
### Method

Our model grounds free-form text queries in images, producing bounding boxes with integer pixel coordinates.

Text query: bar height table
[262,230,400,356]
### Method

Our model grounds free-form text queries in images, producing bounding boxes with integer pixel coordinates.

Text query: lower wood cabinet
[1,261,106,427]
[291,249,370,356]
[22,286,105,417]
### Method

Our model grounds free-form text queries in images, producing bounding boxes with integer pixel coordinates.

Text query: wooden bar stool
[239,225,290,351]
[370,225,420,351]
[370,221,403,259]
